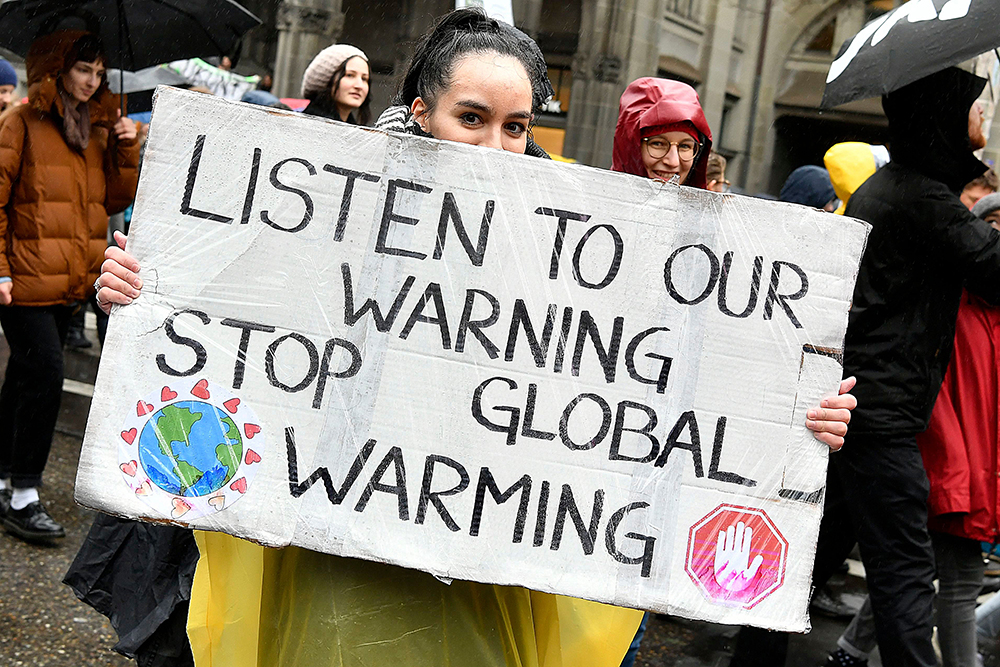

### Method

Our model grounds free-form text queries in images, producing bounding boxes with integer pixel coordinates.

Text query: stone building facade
[236,0,996,194]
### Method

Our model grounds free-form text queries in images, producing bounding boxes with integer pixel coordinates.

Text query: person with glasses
[611,77,712,188]
[611,76,857,667]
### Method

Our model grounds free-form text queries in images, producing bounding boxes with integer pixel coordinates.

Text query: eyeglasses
[643,137,700,161]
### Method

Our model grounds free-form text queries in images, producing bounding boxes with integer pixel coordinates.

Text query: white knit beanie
[301,44,367,99]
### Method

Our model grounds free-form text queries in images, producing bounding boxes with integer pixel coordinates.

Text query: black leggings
[0,304,73,488]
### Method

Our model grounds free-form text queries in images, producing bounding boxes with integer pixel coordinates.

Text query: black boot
[3,501,66,541]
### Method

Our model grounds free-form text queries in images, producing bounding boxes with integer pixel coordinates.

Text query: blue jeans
[620,612,648,667]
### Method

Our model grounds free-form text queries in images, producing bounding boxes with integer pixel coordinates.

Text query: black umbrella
[822,0,1000,108]
[0,0,260,72]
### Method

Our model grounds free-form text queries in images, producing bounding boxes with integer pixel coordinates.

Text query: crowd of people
[0,6,997,667]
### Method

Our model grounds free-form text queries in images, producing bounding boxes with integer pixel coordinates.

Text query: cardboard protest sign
[76,87,869,632]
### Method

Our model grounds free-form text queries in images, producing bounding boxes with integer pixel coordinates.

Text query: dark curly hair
[395,8,554,117]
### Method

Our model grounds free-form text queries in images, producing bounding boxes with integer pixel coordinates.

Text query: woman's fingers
[811,431,845,452]
[807,406,851,425]
[806,417,848,437]
[113,230,128,251]
[100,257,142,292]
[104,244,140,273]
[114,116,138,140]
[839,376,857,394]
[98,271,140,303]
[822,392,857,411]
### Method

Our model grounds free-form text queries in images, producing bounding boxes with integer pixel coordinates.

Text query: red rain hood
[612,77,713,189]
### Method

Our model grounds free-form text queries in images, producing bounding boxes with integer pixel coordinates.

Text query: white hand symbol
[714,521,764,593]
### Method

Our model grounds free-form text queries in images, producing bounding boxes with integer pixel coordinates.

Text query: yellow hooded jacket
[823,142,889,215]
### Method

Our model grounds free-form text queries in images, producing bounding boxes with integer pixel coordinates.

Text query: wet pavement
[0,317,131,667]
[0,314,869,667]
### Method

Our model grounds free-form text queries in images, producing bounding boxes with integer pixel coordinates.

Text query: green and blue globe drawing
[138,400,243,497]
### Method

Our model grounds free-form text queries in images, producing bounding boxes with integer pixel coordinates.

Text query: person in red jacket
[916,264,1000,666]
[611,77,713,188]
[611,76,857,667]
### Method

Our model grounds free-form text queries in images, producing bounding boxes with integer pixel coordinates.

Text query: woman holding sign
[92,10,641,666]
[92,9,854,666]
[0,30,139,542]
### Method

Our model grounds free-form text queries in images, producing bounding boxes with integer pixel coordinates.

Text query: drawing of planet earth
[137,400,244,497]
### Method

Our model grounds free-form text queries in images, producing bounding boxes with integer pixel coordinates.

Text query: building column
[832,0,865,54]
[699,0,739,135]
[272,0,345,98]
[512,0,544,36]
[561,0,665,168]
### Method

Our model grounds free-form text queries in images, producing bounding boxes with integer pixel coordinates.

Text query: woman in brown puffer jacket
[0,30,139,542]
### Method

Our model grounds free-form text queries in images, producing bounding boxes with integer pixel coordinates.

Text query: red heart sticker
[136,401,154,416]
[161,386,178,402]
[135,480,151,496]
[244,449,261,465]
[244,423,261,439]
[171,497,192,519]
[120,460,137,477]
[121,428,138,445]
[223,398,240,414]
[230,477,247,494]
[191,379,211,400]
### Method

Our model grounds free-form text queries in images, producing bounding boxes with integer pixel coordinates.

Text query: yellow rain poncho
[823,142,890,215]
[188,532,643,667]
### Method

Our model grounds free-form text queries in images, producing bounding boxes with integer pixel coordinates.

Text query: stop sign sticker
[685,504,788,609]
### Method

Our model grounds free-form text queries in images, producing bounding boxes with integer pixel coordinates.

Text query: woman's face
[641,131,699,183]
[62,59,104,104]
[334,56,369,112]
[411,53,533,153]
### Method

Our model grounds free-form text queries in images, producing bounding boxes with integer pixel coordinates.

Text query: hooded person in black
[732,67,996,667]
[845,67,997,432]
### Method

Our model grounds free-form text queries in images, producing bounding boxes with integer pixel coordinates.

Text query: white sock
[0,478,10,492]
[10,487,39,510]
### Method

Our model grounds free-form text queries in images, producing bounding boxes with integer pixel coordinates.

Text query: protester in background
[733,66,1000,667]
[611,77,713,188]
[0,58,17,113]
[960,168,998,210]
[779,165,838,211]
[609,76,854,442]
[0,30,139,542]
[301,44,371,125]
[824,173,1000,667]
[974,193,1000,227]
[610,76,856,667]
[706,151,728,192]
[824,142,891,215]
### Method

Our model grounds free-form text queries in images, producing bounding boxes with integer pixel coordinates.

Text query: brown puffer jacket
[0,30,140,306]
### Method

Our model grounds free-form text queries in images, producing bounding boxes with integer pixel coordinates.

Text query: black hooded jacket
[843,67,999,435]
